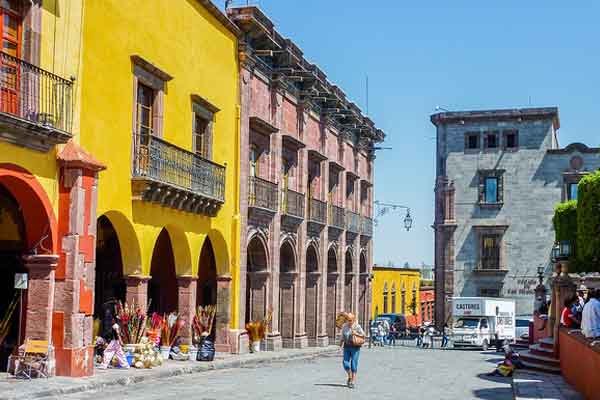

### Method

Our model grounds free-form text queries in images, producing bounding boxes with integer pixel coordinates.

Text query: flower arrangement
[0,293,18,346]
[245,310,272,343]
[160,312,184,348]
[192,305,216,345]
[115,301,147,344]
[146,312,164,346]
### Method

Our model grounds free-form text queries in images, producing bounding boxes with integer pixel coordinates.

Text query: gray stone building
[431,107,600,324]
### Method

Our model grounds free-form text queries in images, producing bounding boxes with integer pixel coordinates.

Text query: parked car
[373,314,407,333]
[515,316,533,340]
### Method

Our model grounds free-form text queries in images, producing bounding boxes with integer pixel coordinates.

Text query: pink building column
[126,275,150,312]
[177,275,197,346]
[23,254,59,342]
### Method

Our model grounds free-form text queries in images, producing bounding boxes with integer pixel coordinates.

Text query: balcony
[248,176,278,212]
[360,216,373,236]
[329,204,345,230]
[281,189,305,219]
[346,211,361,234]
[131,134,225,215]
[0,52,73,151]
[308,197,327,225]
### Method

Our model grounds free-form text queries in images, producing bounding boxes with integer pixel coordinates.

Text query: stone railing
[308,197,327,224]
[281,188,305,219]
[329,204,345,229]
[345,211,360,233]
[248,176,278,212]
[360,216,373,236]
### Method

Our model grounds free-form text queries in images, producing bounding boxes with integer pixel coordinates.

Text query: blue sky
[220,1,600,267]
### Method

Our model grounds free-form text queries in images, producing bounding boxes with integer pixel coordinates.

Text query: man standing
[581,289,600,340]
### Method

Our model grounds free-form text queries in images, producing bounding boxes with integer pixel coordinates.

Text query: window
[503,130,519,149]
[136,83,155,144]
[0,2,22,115]
[481,234,501,270]
[484,131,499,149]
[382,283,389,314]
[479,288,501,297]
[480,319,488,329]
[465,133,480,150]
[391,286,397,313]
[567,183,578,201]
[478,170,504,205]
[193,113,210,158]
[249,145,259,177]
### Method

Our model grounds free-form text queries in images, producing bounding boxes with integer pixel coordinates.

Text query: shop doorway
[197,238,217,338]
[148,229,178,314]
[0,185,25,371]
[245,236,268,324]
[94,216,125,319]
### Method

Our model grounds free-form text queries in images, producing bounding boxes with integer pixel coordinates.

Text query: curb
[2,347,339,400]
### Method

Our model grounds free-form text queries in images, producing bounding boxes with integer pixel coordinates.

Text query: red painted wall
[559,328,600,400]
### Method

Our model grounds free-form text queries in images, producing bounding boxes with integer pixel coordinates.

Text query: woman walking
[339,312,365,389]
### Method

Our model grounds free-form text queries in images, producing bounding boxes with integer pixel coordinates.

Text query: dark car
[374,314,407,332]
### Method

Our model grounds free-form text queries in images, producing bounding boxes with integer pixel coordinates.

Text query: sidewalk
[0,346,339,400]
[512,370,583,400]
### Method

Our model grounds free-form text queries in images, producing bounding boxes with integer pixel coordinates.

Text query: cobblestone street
[45,347,513,400]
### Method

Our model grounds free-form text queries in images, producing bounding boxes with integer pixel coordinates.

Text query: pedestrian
[339,312,365,389]
[381,318,390,345]
[376,321,385,346]
[581,289,600,340]
[98,323,130,369]
[561,296,580,329]
[388,322,397,346]
[441,323,449,348]
[416,326,424,347]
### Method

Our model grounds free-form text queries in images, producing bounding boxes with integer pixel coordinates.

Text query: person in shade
[582,289,600,340]
[339,312,365,389]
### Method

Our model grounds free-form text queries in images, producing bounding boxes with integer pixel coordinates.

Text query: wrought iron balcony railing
[360,216,373,236]
[308,197,327,224]
[281,188,305,219]
[132,133,225,215]
[329,204,345,229]
[0,52,73,151]
[346,211,361,234]
[248,176,278,212]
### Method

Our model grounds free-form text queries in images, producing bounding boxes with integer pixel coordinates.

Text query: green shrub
[553,200,577,243]
[577,171,600,272]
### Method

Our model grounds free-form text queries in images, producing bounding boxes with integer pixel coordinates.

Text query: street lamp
[403,210,413,231]
[537,265,545,286]
[559,240,572,259]
[374,201,413,231]
[551,243,560,263]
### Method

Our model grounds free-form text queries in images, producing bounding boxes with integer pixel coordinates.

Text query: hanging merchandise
[0,292,19,347]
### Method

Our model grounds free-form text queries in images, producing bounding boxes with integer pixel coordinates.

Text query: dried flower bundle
[245,310,272,342]
[115,300,147,344]
[160,312,184,347]
[0,293,19,346]
[192,305,216,343]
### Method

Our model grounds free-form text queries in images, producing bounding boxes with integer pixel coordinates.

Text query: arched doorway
[148,229,178,314]
[358,252,368,327]
[279,241,296,348]
[0,185,25,371]
[305,245,319,344]
[326,248,338,341]
[245,235,268,323]
[344,250,353,312]
[197,239,217,307]
[94,216,125,320]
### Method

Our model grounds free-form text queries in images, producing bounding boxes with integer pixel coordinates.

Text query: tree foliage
[553,200,577,243]
[577,171,600,271]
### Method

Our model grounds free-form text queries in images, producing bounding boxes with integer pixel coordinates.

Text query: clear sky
[219,1,600,267]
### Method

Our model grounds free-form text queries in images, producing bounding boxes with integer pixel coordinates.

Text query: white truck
[451,297,516,350]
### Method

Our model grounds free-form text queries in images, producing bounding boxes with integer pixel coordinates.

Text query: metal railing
[0,52,73,133]
[308,197,327,224]
[133,133,225,202]
[329,204,345,229]
[281,189,305,219]
[346,211,361,233]
[248,176,278,211]
[361,216,373,236]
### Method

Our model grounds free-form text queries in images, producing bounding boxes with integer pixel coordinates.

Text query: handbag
[350,330,365,347]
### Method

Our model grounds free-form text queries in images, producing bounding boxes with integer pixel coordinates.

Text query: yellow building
[371,266,421,325]
[79,0,242,352]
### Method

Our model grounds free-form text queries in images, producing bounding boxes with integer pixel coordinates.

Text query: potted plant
[245,311,272,353]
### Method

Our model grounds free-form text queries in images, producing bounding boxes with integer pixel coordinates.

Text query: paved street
[44,347,513,400]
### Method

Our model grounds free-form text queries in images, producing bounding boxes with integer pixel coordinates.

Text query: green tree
[577,171,600,272]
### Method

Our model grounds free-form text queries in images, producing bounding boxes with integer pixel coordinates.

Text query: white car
[515,316,532,340]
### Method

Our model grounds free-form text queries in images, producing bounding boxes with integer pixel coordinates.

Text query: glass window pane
[569,183,578,201]
[485,177,498,203]
[3,14,18,39]
[2,39,17,57]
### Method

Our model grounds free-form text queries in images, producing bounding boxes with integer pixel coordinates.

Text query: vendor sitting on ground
[487,345,521,377]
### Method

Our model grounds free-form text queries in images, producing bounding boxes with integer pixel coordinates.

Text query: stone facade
[431,107,600,326]
[229,7,382,350]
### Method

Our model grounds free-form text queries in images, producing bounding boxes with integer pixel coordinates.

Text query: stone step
[520,359,562,374]
[520,350,560,366]
[538,337,555,349]
[528,343,554,357]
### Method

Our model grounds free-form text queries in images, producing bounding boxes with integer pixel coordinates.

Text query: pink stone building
[228,7,384,350]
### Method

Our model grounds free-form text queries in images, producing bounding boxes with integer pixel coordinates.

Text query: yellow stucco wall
[79,1,241,325]
[371,267,421,318]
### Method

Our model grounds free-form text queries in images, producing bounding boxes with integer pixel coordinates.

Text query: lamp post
[373,201,413,231]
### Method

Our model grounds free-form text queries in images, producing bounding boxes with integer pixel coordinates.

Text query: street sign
[14,273,28,289]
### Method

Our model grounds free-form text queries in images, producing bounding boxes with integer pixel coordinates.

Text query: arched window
[401,283,406,314]
[391,283,397,313]
[382,282,389,314]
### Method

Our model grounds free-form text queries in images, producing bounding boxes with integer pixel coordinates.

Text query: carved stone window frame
[473,225,509,274]
[191,94,219,161]
[464,132,480,153]
[483,130,500,151]
[478,169,505,208]
[502,129,519,151]
[562,171,587,202]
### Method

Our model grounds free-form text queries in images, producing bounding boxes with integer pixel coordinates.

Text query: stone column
[177,275,197,346]
[126,275,150,312]
[23,254,58,342]
[215,275,235,353]
[551,262,576,356]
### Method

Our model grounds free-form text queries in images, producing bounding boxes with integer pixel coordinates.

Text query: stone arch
[279,239,297,273]
[305,244,320,343]
[100,210,142,276]
[383,282,389,313]
[391,283,397,314]
[246,234,269,323]
[94,215,126,317]
[0,163,57,253]
[306,242,319,272]
[163,224,192,276]
[326,246,339,340]
[358,250,369,326]
[148,228,178,313]
[207,229,230,276]
[279,239,297,346]
[359,251,368,274]
[344,248,354,312]
[197,237,217,307]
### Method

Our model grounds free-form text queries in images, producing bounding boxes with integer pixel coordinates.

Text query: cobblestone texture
[513,370,583,400]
